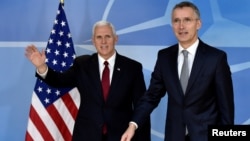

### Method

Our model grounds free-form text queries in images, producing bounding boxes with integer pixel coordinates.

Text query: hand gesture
[25,44,47,73]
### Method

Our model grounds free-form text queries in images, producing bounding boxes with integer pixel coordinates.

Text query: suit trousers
[102,134,107,141]
[185,134,190,141]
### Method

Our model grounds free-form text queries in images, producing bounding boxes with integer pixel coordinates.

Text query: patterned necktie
[180,50,189,93]
[101,61,110,101]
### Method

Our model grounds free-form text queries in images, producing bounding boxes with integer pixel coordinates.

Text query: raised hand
[25,44,47,73]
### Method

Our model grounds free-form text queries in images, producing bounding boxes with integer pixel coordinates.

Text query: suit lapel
[166,46,185,97]
[107,54,123,101]
[169,46,181,88]
[186,41,206,94]
[87,54,104,100]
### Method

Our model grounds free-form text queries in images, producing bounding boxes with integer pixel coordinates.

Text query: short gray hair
[92,20,116,36]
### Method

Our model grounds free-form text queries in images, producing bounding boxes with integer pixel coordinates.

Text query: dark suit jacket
[132,39,234,141]
[36,53,151,141]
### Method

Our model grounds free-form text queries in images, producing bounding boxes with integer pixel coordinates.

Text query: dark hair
[172,1,200,19]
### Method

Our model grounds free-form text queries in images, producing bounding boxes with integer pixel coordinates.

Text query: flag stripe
[26,3,80,141]
[30,98,54,140]
[32,91,64,140]
[57,95,76,133]
[26,117,45,141]
[62,92,78,119]
[25,131,32,141]
[47,104,72,141]
[69,87,81,110]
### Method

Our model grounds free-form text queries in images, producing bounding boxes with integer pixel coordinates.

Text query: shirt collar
[178,39,199,56]
[98,52,116,67]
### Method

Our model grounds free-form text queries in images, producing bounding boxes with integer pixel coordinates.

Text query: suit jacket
[132,39,234,141]
[36,52,151,141]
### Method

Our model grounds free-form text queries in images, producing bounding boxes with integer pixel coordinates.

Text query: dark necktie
[180,50,189,93]
[102,61,110,101]
[101,61,110,134]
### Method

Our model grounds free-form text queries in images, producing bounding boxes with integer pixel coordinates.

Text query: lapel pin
[117,68,121,71]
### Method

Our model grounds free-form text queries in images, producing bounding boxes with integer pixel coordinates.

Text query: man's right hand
[25,44,47,74]
[120,122,137,141]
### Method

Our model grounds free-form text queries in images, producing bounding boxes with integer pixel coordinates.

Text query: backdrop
[0,0,250,140]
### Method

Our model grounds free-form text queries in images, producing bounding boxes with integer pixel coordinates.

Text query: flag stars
[59,31,64,36]
[61,61,66,67]
[55,90,61,96]
[54,19,58,25]
[57,9,61,15]
[67,33,72,38]
[57,40,62,46]
[37,86,43,93]
[51,29,56,34]
[65,42,70,48]
[54,50,60,56]
[63,52,68,58]
[44,98,50,104]
[46,48,51,54]
[61,21,66,27]
[48,38,53,44]
[72,54,76,59]
[52,59,58,65]
[46,88,52,94]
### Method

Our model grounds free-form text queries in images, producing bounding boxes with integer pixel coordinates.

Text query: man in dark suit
[25,21,151,141]
[121,1,234,141]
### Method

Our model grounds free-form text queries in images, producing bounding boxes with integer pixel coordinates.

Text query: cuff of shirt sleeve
[129,121,138,129]
[36,66,48,79]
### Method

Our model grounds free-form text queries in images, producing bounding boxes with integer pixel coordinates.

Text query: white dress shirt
[177,39,199,79]
[98,52,116,83]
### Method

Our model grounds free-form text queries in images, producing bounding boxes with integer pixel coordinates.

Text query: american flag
[25,2,80,141]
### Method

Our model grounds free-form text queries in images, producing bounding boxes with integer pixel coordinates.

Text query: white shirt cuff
[36,66,48,79]
[129,121,138,129]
